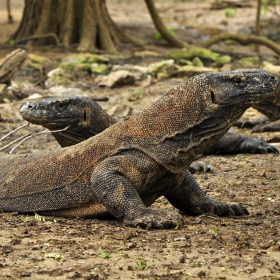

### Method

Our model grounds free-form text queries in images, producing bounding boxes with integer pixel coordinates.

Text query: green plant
[225,7,237,18]
[99,247,110,259]
[156,27,175,40]
[210,227,218,237]
[136,261,147,270]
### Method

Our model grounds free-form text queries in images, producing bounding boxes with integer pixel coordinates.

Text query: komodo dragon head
[119,69,280,172]
[20,96,116,147]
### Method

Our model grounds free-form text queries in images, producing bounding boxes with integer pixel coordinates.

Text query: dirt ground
[1,0,280,279]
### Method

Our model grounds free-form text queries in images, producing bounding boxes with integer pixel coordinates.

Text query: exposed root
[203,33,280,55]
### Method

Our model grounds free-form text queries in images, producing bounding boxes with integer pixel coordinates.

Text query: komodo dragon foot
[186,198,249,217]
[235,137,278,154]
[123,209,183,229]
[188,161,213,173]
[252,120,280,133]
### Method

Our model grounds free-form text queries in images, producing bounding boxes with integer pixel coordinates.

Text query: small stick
[8,125,70,154]
[0,123,29,142]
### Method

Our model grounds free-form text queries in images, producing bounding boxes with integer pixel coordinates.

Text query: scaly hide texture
[1,70,280,228]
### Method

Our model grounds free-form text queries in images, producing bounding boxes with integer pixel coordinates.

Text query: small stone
[48,86,84,97]
[95,70,135,88]
[27,93,43,100]
[176,65,218,78]
[0,83,17,103]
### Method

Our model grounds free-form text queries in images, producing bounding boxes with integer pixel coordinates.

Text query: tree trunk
[11,0,130,52]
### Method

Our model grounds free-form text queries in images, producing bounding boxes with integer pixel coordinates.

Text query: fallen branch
[203,33,280,55]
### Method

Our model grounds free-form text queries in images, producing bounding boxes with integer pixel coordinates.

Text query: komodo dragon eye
[235,78,242,84]
[56,102,67,109]
[210,89,215,103]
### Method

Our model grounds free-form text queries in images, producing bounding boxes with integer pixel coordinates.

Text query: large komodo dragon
[1,70,279,229]
[21,95,278,156]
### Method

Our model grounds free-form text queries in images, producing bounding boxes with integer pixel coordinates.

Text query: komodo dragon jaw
[1,70,280,229]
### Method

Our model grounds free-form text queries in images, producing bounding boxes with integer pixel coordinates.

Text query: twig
[0,122,29,142]
[8,125,70,154]
[0,125,69,153]
[8,129,49,154]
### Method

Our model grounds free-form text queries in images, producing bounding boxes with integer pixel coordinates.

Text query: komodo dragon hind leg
[252,119,280,133]
[165,170,249,216]
[205,132,278,154]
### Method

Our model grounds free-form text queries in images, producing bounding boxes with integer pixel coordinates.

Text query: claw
[123,210,183,229]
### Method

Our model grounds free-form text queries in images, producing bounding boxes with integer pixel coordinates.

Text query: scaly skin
[1,70,280,229]
[234,68,280,132]
[20,95,278,156]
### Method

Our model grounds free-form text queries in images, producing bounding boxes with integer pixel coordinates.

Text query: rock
[48,86,84,97]
[216,55,231,64]
[9,82,44,100]
[142,75,152,88]
[28,53,51,65]
[167,47,231,66]
[157,72,170,80]
[237,56,260,68]
[0,83,17,103]
[176,65,218,77]
[27,53,52,71]
[27,93,43,100]
[107,104,139,119]
[112,64,148,80]
[133,50,160,58]
[46,68,73,86]
[147,60,176,78]
[166,47,220,61]
[59,54,109,71]
[91,63,110,75]
[192,57,204,67]
[95,70,135,88]
[262,61,280,75]
[220,64,232,72]
[88,54,109,64]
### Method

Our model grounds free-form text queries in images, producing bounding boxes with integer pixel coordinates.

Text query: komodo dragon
[233,69,280,132]
[1,70,279,229]
[20,96,278,155]
[236,91,280,132]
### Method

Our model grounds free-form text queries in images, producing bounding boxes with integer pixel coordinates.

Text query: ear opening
[211,90,215,103]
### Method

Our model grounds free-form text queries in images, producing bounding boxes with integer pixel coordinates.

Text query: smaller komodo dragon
[20,97,278,155]
[1,70,279,229]
[234,69,280,133]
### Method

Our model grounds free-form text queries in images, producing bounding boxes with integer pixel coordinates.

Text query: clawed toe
[123,210,183,229]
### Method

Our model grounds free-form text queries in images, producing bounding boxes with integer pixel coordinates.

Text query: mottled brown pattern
[1,70,280,228]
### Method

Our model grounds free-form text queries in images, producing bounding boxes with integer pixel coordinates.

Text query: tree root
[144,0,187,48]
[203,33,280,55]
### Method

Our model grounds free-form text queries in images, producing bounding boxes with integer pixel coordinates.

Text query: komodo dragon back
[0,70,279,228]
